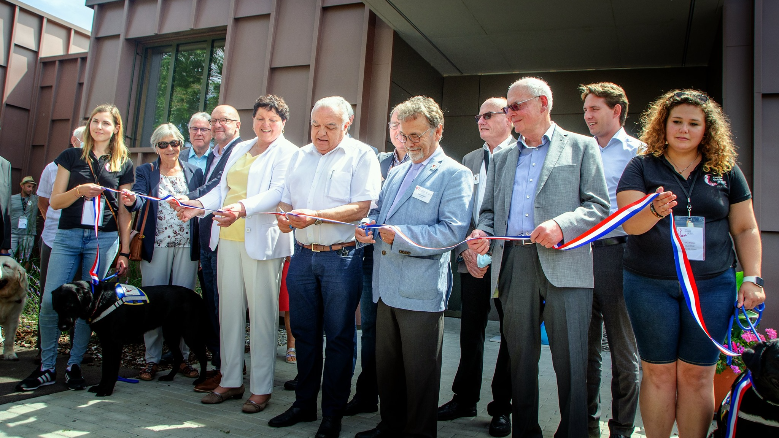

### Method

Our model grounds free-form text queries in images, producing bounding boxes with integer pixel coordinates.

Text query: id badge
[17,217,27,229]
[81,197,105,227]
[674,216,705,261]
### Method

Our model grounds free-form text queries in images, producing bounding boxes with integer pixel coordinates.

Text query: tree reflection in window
[138,38,225,148]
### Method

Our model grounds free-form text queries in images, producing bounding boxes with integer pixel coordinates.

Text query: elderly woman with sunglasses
[120,123,204,381]
[617,90,765,438]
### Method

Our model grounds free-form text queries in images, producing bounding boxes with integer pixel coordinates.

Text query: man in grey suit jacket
[356,96,473,438]
[469,78,609,438]
[438,97,514,437]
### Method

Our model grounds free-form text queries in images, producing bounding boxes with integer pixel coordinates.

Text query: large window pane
[206,42,224,114]
[169,44,208,138]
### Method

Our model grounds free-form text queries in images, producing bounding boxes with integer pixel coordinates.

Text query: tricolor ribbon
[99,187,225,213]
[723,371,753,438]
[88,195,102,284]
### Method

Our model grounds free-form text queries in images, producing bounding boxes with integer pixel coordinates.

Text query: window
[135,38,225,148]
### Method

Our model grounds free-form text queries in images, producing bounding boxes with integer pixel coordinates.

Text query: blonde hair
[639,90,736,175]
[82,104,129,172]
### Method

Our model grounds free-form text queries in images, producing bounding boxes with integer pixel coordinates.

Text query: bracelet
[118,252,130,258]
[75,186,83,197]
[649,203,665,219]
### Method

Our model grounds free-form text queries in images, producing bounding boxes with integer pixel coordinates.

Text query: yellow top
[219,152,260,242]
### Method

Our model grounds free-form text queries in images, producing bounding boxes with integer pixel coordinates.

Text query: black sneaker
[16,367,56,391]
[65,364,86,390]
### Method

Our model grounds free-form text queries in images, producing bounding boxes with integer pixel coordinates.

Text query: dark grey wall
[440,67,712,163]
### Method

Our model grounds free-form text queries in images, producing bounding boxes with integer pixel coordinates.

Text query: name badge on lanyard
[81,197,104,227]
[674,215,705,261]
[17,217,27,229]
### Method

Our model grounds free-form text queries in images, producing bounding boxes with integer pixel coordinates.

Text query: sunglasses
[502,96,540,114]
[474,111,504,121]
[672,91,709,104]
[156,140,182,149]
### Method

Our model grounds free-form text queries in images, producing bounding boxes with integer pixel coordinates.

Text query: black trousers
[451,268,512,415]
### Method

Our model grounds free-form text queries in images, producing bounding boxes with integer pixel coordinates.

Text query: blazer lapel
[535,128,566,196]
[151,160,161,198]
[502,145,519,218]
[386,150,444,220]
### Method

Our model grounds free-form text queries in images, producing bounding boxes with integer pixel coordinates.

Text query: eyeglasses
[189,127,211,133]
[156,140,182,149]
[210,118,238,125]
[474,111,504,121]
[672,91,709,104]
[502,96,540,114]
[397,128,431,144]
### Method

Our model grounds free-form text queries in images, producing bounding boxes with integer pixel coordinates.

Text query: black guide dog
[52,280,214,396]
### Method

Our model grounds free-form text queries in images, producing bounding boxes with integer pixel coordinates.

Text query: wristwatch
[742,276,764,288]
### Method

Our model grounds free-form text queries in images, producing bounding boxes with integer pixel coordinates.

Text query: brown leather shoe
[194,371,222,393]
[242,398,269,413]
[201,385,244,404]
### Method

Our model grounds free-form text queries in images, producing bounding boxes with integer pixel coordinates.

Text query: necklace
[667,153,700,175]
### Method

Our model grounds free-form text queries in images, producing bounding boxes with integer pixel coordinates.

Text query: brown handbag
[129,201,149,262]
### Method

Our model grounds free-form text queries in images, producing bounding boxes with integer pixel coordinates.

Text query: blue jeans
[288,243,363,417]
[623,268,736,366]
[354,245,378,404]
[40,228,119,370]
[200,246,220,368]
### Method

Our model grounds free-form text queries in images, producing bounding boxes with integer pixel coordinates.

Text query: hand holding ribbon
[78,183,106,198]
[214,203,245,227]
[355,220,376,244]
[286,209,318,229]
[172,198,203,223]
[530,220,564,249]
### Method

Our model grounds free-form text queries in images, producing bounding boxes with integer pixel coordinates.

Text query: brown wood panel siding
[312,4,364,103]
[757,94,779,231]
[760,1,779,92]
[364,14,393,152]
[41,21,69,57]
[195,0,233,28]
[222,15,270,109]
[267,66,310,147]
[234,0,273,18]
[39,59,55,85]
[126,0,158,39]
[5,45,36,108]
[31,85,51,146]
[0,105,30,175]
[52,60,79,120]
[93,0,123,38]
[270,0,316,68]
[159,0,193,35]
[83,35,120,112]
[13,9,41,52]
[0,2,13,66]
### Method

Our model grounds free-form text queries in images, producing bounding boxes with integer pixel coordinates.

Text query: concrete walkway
[0,318,650,437]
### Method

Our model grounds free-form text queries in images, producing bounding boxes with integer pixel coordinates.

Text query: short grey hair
[508,77,554,112]
[395,96,444,130]
[311,96,351,128]
[188,112,211,128]
[151,123,184,148]
[72,126,86,141]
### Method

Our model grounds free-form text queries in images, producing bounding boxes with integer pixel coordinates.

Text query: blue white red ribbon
[723,371,753,438]
[89,195,102,284]
[99,186,225,213]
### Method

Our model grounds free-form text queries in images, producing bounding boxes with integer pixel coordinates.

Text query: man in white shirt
[438,97,514,437]
[580,82,642,438]
[269,96,381,438]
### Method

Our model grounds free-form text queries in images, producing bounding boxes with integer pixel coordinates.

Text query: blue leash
[726,303,765,366]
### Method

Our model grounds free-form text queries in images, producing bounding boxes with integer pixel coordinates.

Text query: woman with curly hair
[617,90,765,437]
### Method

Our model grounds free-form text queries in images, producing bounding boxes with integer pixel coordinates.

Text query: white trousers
[217,239,282,395]
[141,246,198,363]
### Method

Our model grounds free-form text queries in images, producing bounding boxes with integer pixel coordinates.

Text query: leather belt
[592,236,627,248]
[298,241,356,252]
[507,239,535,247]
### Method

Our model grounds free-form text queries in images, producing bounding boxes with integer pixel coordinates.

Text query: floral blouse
[155,174,190,248]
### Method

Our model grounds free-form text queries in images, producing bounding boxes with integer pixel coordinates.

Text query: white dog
[0,256,29,360]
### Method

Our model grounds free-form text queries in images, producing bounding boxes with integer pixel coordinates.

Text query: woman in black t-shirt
[617,90,765,437]
[16,104,134,392]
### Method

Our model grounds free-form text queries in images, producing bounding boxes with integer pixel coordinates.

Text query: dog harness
[90,284,149,323]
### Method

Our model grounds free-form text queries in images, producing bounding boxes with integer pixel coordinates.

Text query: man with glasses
[187,105,241,393]
[269,96,381,438]
[467,77,609,438]
[180,112,213,174]
[580,82,641,438]
[438,97,514,437]
[345,105,409,417]
[355,96,473,438]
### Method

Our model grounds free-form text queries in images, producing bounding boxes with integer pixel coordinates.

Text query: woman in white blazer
[175,95,297,413]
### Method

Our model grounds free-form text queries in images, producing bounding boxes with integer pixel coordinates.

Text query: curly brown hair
[639,89,736,175]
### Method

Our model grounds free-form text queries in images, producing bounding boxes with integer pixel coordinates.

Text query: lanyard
[20,197,27,213]
[672,166,700,219]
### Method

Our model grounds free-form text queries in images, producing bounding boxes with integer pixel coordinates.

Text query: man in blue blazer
[356,96,473,438]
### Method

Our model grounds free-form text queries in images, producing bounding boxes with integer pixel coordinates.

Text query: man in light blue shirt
[179,112,212,173]
[580,82,642,438]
